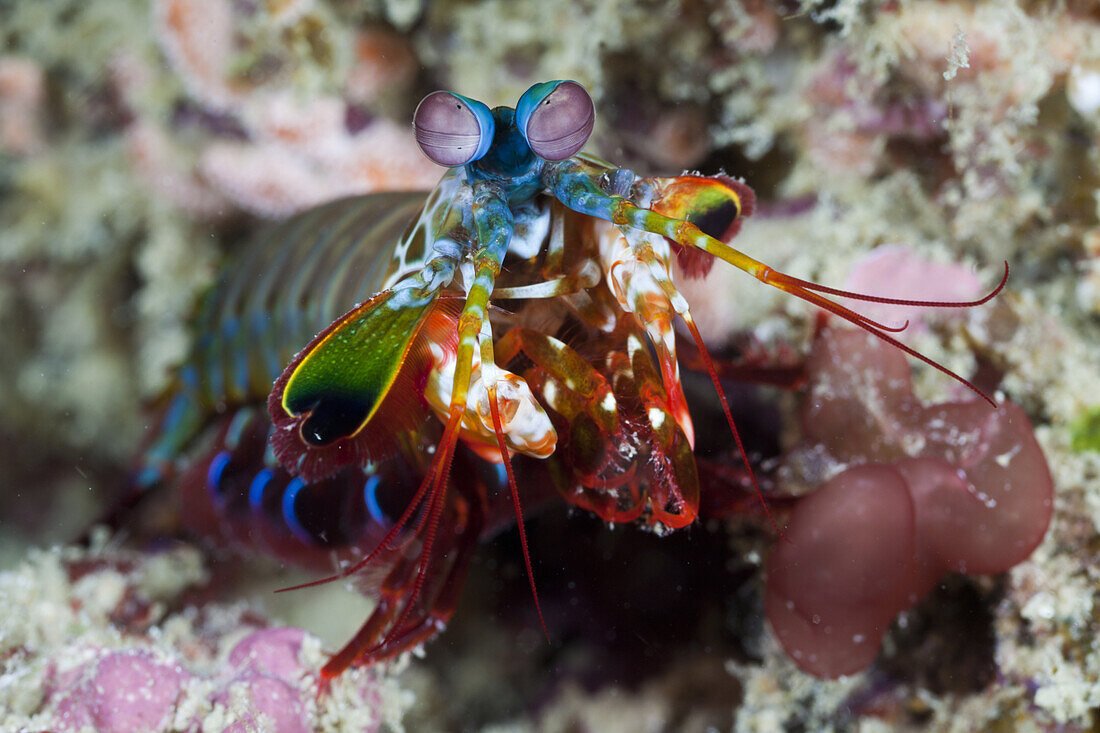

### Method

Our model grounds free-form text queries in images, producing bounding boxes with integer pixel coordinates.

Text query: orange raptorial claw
[515,318,700,529]
[626,339,699,529]
[425,351,557,462]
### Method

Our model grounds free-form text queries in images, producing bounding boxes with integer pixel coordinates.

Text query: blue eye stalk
[413,81,596,170]
[413,91,495,167]
[515,80,595,161]
[514,81,562,137]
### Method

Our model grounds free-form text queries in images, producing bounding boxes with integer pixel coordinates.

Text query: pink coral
[842,244,983,338]
[765,327,1053,678]
[714,0,781,55]
[228,627,309,681]
[222,626,327,732]
[41,625,372,731]
[199,97,439,218]
[154,0,238,111]
[9,547,400,731]
[213,629,319,731]
[139,0,437,218]
[217,671,309,733]
[53,651,190,733]
[800,52,948,178]
[345,28,419,106]
[0,56,46,156]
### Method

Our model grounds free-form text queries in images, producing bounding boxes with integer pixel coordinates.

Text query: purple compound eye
[413,91,494,167]
[517,80,595,161]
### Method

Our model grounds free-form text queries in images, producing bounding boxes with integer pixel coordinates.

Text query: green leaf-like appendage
[282,291,436,446]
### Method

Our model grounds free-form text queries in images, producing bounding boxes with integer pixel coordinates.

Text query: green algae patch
[1070,407,1100,453]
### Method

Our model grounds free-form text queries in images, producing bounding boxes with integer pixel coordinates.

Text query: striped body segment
[140,194,445,561]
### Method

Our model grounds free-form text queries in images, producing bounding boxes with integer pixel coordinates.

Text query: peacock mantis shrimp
[134,80,1007,683]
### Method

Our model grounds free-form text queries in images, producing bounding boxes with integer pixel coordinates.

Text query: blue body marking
[249,468,274,512]
[281,477,311,544]
[206,450,232,497]
[363,474,389,528]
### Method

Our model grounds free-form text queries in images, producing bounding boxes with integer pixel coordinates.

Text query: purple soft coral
[31,580,393,733]
[48,628,317,733]
[53,650,191,733]
[220,628,312,733]
[765,327,1053,678]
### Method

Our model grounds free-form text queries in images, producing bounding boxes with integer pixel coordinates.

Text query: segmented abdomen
[191,192,429,409]
[139,193,430,564]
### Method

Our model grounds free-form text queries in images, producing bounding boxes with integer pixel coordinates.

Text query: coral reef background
[2,0,1100,730]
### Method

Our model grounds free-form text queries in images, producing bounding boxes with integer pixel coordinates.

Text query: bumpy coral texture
[48,629,321,733]
[53,650,191,732]
[0,546,408,732]
[146,0,439,219]
[766,327,1053,678]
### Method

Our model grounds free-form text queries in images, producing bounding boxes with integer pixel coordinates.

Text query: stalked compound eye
[516,80,595,161]
[413,91,495,167]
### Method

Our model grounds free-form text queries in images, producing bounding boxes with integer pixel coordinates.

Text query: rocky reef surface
[2,0,1100,730]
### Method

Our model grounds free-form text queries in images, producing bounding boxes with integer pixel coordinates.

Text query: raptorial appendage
[269,289,453,482]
